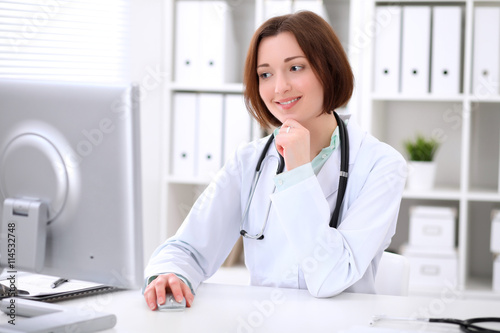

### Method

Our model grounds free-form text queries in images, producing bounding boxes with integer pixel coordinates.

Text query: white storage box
[409,206,457,250]
[494,256,500,292]
[491,210,500,254]
[402,246,458,291]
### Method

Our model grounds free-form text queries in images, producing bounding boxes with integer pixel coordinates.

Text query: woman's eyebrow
[284,55,305,63]
[257,55,306,69]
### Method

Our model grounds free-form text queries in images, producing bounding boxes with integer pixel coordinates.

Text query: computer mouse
[157,292,186,311]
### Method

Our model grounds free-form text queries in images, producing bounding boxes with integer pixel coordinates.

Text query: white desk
[3,283,500,332]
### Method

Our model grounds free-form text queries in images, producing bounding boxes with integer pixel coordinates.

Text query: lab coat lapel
[315,115,363,200]
[316,148,340,199]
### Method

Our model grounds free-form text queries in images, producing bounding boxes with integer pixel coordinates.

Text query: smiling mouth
[277,97,301,105]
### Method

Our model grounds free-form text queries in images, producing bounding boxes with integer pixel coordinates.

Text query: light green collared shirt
[272,125,341,192]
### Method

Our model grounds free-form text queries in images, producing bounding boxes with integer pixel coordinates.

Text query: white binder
[197,93,223,180]
[472,7,500,96]
[373,6,402,94]
[172,93,198,178]
[174,1,237,84]
[174,1,201,83]
[199,1,237,84]
[431,6,462,95]
[223,94,252,163]
[400,6,431,95]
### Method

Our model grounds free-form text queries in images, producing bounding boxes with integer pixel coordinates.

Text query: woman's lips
[275,97,301,109]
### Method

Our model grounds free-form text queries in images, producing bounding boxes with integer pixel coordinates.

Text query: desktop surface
[2,283,500,332]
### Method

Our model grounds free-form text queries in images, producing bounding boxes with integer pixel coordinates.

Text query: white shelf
[371,93,464,102]
[169,82,244,93]
[473,0,500,3]
[467,189,500,202]
[403,187,462,200]
[463,276,500,300]
[376,0,466,3]
[374,0,500,4]
[469,95,500,103]
[166,176,210,186]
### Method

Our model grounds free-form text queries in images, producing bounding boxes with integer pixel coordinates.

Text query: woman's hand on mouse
[144,273,194,310]
[274,119,310,171]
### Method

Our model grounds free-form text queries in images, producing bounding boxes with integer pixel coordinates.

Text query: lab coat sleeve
[144,151,246,292]
[270,142,407,297]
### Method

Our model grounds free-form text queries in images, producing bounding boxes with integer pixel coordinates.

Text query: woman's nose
[274,73,291,95]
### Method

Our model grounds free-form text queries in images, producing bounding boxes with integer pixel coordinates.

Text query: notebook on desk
[0,272,118,303]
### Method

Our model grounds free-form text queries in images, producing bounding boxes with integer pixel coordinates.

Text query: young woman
[143,11,406,310]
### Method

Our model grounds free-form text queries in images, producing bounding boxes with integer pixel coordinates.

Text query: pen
[51,278,68,289]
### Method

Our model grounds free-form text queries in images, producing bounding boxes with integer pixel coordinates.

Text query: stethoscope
[239,111,349,240]
[371,315,500,333]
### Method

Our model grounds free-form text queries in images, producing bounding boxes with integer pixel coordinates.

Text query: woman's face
[256,32,325,127]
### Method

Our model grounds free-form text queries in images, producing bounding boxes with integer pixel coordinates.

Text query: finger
[144,280,159,310]
[278,125,293,135]
[274,121,310,170]
[280,119,303,132]
[179,281,195,307]
[144,290,157,310]
[153,275,169,305]
[166,274,185,303]
[276,141,285,157]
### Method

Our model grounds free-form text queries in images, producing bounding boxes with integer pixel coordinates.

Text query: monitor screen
[0,79,143,289]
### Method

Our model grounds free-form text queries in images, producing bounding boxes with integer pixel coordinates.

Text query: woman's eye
[291,65,303,72]
[259,72,271,79]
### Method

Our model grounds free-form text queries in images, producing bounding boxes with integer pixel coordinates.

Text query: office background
[1,0,499,298]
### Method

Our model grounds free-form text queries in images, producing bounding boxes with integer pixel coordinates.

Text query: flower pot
[407,161,436,191]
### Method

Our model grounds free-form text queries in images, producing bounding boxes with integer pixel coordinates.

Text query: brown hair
[243,11,354,129]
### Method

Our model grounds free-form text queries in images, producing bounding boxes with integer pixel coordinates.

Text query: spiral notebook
[0,272,118,303]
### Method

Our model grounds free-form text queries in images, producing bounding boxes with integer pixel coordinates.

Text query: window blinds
[0,0,129,83]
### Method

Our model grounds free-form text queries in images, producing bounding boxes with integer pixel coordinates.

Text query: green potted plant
[404,134,440,190]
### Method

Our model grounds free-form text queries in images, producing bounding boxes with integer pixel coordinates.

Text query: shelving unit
[161,0,500,298]
[360,0,500,297]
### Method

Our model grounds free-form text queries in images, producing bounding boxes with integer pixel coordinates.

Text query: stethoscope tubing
[330,111,348,228]
[240,111,348,239]
[372,315,500,333]
[239,154,280,240]
[430,317,500,333]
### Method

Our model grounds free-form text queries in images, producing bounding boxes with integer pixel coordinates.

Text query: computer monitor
[0,79,143,290]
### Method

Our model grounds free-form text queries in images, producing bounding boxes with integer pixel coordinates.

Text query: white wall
[130,0,165,265]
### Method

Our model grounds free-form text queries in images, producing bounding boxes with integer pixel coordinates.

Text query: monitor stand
[0,298,116,332]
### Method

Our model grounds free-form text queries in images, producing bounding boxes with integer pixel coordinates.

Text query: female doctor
[143,11,407,310]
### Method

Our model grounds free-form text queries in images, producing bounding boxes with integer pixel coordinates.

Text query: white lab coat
[145,115,407,297]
